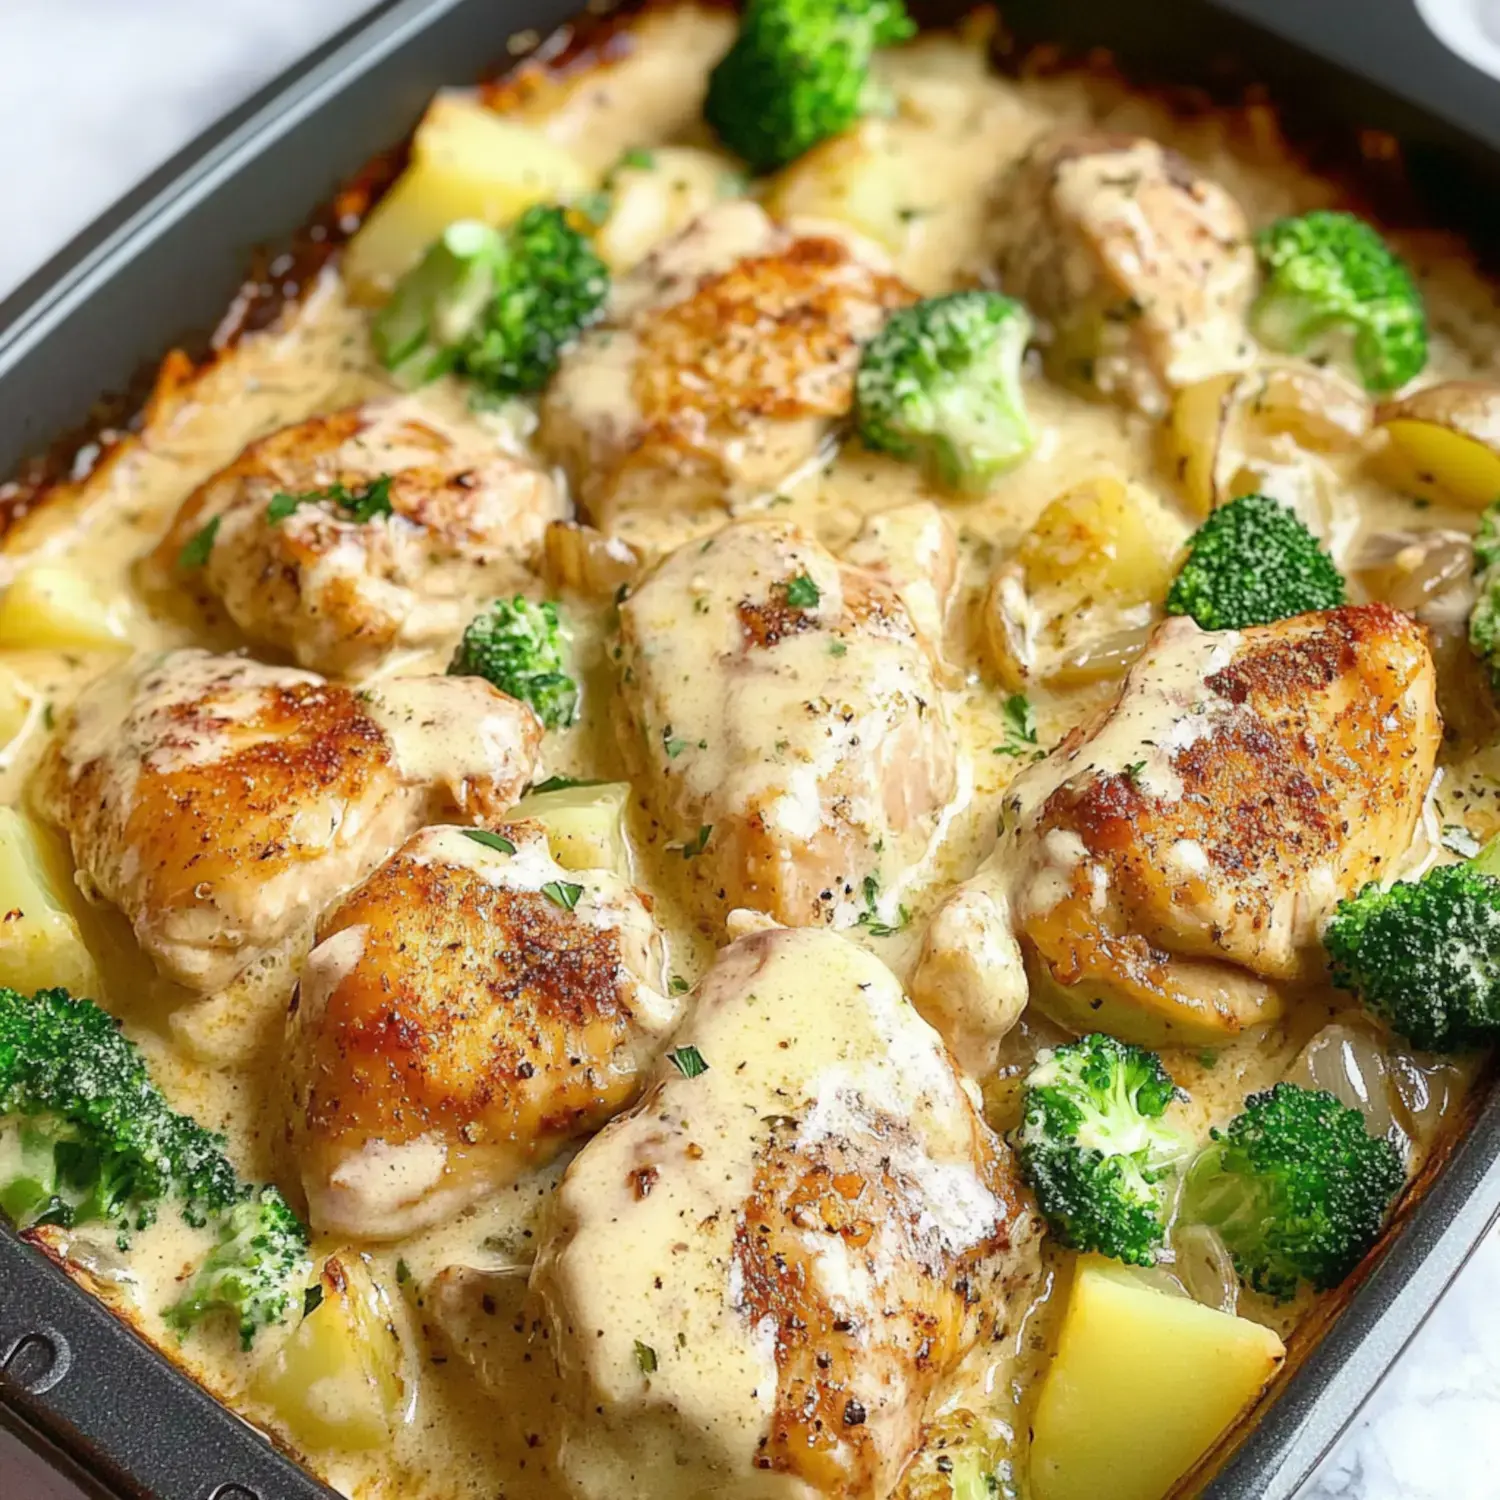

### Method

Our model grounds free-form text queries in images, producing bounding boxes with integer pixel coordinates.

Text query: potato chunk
[593,147,737,273]
[252,1254,408,1451]
[982,477,1186,690]
[0,808,101,998]
[505,781,632,876]
[1373,380,1500,509]
[0,566,133,652]
[342,93,596,300]
[1029,1258,1284,1500]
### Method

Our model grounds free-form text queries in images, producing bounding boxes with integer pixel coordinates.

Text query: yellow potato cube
[1030,1257,1284,1500]
[253,1254,408,1452]
[343,93,596,301]
[0,807,101,998]
[507,781,631,876]
[594,147,738,273]
[0,566,133,652]
[984,477,1185,691]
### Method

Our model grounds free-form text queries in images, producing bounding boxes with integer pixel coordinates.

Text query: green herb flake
[41,702,55,731]
[541,880,585,911]
[619,147,657,172]
[634,1338,659,1374]
[1123,760,1147,784]
[268,474,394,526]
[783,573,820,609]
[1198,1050,1220,1070]
[664,728,691,759]
[680,825,712,859]
[177,516,221,571]
[396,1258,411,1285]
[668,1045,709,1080]
[828,640,848,657]
[265,491,307,524]
[670,975,691,995]
[993,693,1039,758]
[529,775,605,795]
[303,1284,324,1319]
[463,829,517,856]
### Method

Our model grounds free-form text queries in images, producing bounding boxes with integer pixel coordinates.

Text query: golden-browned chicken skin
[34,650,541,994]
[916,604,1441,1056]
[539,200,915,533]
[286,822,675,1239]
[992,131,1256,415]
[531,924,1040,1500]
[153,397,564,675]
[616,512,958,930]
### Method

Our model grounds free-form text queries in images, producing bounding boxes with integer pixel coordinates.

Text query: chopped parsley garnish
[618,148,657,173]
[634,1339,659,1374]
[541,880,584,911]
[668,1045,709,1080]
[664,729,691,759]
[670,975,691,995]
[177,516,221,571]
[855,873,909,937]
[680,825,712,859]
[396,1259,411,1285]
[783,573,820,609]
[993,693,1040,758]
[462,829,517,856]
[828,639,848,657]
[529,775,606,795]
[303,1284,324,1319]
[1123,760,1147,784]
[267,474,394,525]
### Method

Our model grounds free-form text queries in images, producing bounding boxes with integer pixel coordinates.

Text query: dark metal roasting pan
[2,0,1499,1495]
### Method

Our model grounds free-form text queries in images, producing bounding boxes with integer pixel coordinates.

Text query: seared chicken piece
[538,200,914,531]
[993,132,1256,415]
[840,500,959,658]
[917,605,1440,1056]
[531,924,1040,1500]
[153,398,563,675]
[287,822,675,1239]
[34,650,540,994]
[617,515,959,929]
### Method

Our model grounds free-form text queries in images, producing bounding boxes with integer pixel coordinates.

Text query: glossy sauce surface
[2,10,1498,1498]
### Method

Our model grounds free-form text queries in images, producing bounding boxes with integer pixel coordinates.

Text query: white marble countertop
[0,2,1497,1498]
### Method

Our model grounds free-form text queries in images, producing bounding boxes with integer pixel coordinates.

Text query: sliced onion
[1353,528,1473,619]
[1285,1022,1399,1144]
[1386,1049,1464,1146]
[542,521,641,599]
[1170,1222,1239,1316]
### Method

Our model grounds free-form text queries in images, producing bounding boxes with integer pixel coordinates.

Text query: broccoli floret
[0,987,309,1341]
[1468,498,1500,692]
[855,292,1036,492]
[373,206,608,395]
[371,219,505,386]
[1165,491,1345,630]
[0,986,234,1232]
[704,0,915,173]
[1251,210,1427,393]
[1017,1034,1191,1267]
[459,205,609,394]
[1183,1082,1404,1300]
[1324,838,1500,1050]
[164,1186,309,1350]
[449,596,579,729]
